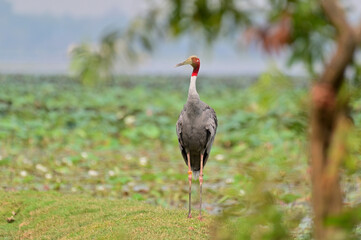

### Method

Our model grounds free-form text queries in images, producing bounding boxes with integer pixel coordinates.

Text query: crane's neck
[188,75,199,100]
[188,65,200,99]
[192,64,199,77]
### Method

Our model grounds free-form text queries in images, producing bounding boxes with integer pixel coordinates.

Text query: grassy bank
[1,74,360,238]
[0,191,212,239]
[0,74,311,211]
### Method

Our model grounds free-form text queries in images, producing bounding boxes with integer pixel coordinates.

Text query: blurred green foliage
[167,0,250,40]
[268,0,334,75]
[122,0,361,77]
[0,74,360,238]
[325,205,361,239]
[69,31,118,85]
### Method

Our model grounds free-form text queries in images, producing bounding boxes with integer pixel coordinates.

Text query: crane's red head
[175,55,200,77]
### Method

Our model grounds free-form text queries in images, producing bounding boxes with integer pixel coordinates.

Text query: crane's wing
[202,106,218,166]
[176,109,188,163]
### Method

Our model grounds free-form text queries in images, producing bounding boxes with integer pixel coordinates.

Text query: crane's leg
[187,152,192,218]
[199,154,204,220]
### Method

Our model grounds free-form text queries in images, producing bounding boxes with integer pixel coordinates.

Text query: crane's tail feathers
[192,170,200,180]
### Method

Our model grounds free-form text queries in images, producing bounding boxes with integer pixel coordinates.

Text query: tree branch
[319,0,356,90]
[354,21,361,43]
[319,34,356,90]
[320,0,352,35]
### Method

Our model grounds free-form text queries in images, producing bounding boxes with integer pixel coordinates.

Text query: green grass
[0,73,312,211]
[0,191,212,239]
[0,73,360,238]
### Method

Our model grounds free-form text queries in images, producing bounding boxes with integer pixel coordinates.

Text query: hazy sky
[2,0,361,76]
[7,0,153,18]
[7,0,361,20]
[7,0,149,18]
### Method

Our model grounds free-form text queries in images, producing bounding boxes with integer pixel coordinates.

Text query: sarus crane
[175,55,218,219]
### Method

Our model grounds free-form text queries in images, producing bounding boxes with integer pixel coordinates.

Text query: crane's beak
[175,58,192,67]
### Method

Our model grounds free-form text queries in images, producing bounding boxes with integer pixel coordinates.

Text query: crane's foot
[188,213,192,218]
[198,215,203,221]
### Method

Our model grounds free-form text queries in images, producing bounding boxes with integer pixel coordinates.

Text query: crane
[175,55,218,220]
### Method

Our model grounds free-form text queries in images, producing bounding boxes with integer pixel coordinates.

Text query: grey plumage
[175,55,217,219]
[176,86,218,179]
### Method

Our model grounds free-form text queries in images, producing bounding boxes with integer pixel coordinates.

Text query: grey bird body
[175,55,217,219]
[176,96,217,178]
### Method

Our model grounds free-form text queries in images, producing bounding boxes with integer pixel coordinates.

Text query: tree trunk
[310,86,342,239]
[310,2,357,236]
